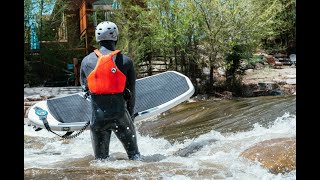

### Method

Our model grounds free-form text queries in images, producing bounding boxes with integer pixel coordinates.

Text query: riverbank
[241,64,296,96]
[24,65,296,116]
[192,64,296,100]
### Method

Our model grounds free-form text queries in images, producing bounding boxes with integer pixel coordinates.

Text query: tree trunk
[174,47,178,71]
[181,50,186,74]
[209,55,214,93]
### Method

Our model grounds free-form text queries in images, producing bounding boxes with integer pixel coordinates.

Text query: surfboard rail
[27,71,195,132]
[134,71,195,121]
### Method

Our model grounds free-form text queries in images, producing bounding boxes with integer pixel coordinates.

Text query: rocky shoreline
[192,64,296,100]
[241,64,296,97]
[24,64,296,117]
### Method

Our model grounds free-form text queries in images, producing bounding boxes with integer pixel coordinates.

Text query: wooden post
[73,58,80,86]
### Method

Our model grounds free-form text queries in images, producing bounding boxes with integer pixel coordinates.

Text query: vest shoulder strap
[109,50,121,57]
[93,49,103,57]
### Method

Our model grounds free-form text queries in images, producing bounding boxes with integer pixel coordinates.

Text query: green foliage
[24,0,295,93]
[259,0,296,52]
[102,0,293,94]
[247,55,264,66]
[24,0,56,42]
[24,0,85,86]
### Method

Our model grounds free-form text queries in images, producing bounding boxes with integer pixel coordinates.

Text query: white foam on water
[24,112,296,179]
[164,112,296,180]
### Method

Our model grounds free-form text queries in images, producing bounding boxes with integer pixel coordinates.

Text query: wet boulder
[240,137,296,174]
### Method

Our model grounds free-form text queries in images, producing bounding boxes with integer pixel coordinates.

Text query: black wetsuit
[80,41,140,160]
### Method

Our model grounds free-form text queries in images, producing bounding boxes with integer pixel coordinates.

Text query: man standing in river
[80,21,141,160]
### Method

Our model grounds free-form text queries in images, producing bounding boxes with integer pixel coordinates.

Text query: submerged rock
[240,137,296,174]
[174,138,217,157]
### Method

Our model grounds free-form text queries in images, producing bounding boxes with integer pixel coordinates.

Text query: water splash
[25,109,296,179]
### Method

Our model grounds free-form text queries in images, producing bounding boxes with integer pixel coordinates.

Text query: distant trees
[24,0,57,44]
[24,0,57,85]
[261,0,296,54]
[111,0,292,94]
[24,0,85,86]
[24,0,295,94]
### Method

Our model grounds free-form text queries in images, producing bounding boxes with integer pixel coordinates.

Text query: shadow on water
[137,95,296,143]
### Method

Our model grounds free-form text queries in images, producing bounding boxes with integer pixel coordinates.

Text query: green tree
[24,0,84,86]
[190,0,283,92]
[261,0,296,54]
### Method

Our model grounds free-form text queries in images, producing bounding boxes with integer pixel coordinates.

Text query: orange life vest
[87,49,126,94]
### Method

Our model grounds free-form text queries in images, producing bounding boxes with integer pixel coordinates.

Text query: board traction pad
[47,71,190,123]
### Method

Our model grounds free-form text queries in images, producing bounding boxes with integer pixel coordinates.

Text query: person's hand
[82,91,90,99]
[123,88,132,101]
[131,115,135,122]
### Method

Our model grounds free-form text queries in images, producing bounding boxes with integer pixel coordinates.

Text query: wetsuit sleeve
[80,57,89,92]
[126,59,136,117]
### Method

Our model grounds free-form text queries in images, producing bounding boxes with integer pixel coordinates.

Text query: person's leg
[90,103,112,160]
[90,127,112,159]
[114,110,141,160]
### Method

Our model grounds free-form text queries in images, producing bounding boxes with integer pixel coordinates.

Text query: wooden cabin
[50,0,133,54]
[25,0,149,86]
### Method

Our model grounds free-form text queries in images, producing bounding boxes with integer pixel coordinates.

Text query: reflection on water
[25,95,296,180]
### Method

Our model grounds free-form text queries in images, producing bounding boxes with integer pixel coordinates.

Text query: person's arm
[80,57,89,93]
[126,59,136,118]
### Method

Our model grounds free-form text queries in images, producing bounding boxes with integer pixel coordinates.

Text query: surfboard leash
[60,121,90,139]
[33,106,90,139]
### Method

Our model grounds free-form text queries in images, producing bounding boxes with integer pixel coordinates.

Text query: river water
[24,95,296,180]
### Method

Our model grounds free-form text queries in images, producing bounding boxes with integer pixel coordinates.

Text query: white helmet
[95,21,119,42]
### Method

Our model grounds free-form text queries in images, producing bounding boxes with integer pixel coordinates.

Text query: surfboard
[27,71,195,132]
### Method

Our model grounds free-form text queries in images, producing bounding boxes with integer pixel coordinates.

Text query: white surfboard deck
[27,71,195,132]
